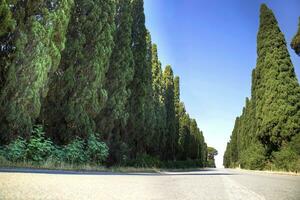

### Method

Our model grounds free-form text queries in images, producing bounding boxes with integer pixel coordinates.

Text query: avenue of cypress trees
[224,4,300,171]
[0,0,209,168]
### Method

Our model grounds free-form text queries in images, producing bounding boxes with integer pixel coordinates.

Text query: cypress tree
[224,4,300,170]
[151,44,167,156]
[126,0,149,158]
[0,0,74,143]
[291,17,300,56]
[144,30,156,154]
[174,76,180,158]
[43,0,115,143]
[163,65,176,160]
[95,0,134,164]
[254,4,300,154]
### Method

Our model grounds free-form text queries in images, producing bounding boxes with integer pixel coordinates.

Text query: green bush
[126,154,161,168]
[26,125,54,163]
[239,143,266,170]
[87,133,109,164]
[272,147,299,172]
[64,138,87,164]
[5,137,27,162]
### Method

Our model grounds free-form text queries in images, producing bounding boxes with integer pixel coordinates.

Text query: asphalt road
[0,168,299,200]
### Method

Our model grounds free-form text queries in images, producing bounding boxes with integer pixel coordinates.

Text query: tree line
[0,0,213,167]
[224,4,300,172]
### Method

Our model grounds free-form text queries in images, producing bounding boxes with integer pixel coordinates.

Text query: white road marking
[222,175,266,200]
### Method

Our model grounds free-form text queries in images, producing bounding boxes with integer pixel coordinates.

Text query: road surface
[0,168,299,200]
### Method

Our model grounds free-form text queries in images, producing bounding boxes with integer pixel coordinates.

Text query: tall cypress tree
[224,4,300,170]
[151,44,167,156]
[254,4,300,154]
[96,0,134,164]
[291,17,300,56]
[174,76,180,158]
[163,65,176,160]
[0,0,74,143]
[144,30,156,154]
[43,0,115,143]
[126,0,148,158]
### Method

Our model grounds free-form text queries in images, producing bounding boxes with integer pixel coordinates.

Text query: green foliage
[272,147,299,171]
[0,0,74,142]
[0,0,209,169]
[43,0,115,143]
[0,0,15,37]
[126,0,149,158]
[5,137,27,162]
[239,143,266,170]
[291,17,300,56]
[224,4,300,172]
[87,134,109,164]
[128,154,161,168]
[163,65,176,159]
[26,125,54,163]
[63,138,87,164]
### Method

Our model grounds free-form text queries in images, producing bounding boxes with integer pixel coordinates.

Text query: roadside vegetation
[0,0,217,169]
[223,4,300,172]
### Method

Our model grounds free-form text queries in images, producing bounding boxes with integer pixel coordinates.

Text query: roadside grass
[0,156,159,173]
[233,167,300,176]
[0,156,209,173]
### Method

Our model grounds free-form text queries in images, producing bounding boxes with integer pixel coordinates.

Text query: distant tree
[291,17,300,56]
[207,146,218,168]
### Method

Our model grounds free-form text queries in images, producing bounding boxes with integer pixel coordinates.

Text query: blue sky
[144,0,300,167]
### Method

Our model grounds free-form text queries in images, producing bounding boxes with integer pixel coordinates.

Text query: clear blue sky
[144,0,300,167]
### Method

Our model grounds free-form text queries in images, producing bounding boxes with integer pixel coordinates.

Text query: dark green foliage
[0,0,15,37]
[26,125,54,163]
[207,147,218,168]
[291,17,300,56]
[224,4,300,171]
[0,0,209,168]
[43,0,115,143]
[163,65,176,159]
[96,0,133,163]
[151,44,167,157]
[239,143,266,170]
[0,0,74,142]
[87,134,109,164]
[63,138,87,164]
[5,137,27,162]
[126,0,149,158]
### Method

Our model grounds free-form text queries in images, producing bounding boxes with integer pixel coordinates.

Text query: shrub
[272,147,299,172]
[26,125,54,163]
[130,154,161,168]
[239,143,266,170]
[64,138,87,164]
[87,133,109,164]
[5,137,27,162]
